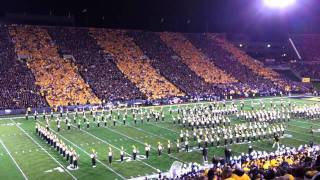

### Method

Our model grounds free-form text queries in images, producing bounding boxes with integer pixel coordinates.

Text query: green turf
[0,96,319,180]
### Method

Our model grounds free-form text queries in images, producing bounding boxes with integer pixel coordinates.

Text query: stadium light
[263,0,296,8]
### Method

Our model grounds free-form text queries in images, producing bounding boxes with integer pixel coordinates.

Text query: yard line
[123,124,169,141]
[10,119,78,180]
[148,123,179,134]
[291,119,320,127]
[35,120,127,180]
[286,129,318,142]
[0,140,28,180]
[67,123,160,173]
[288,122,320,136]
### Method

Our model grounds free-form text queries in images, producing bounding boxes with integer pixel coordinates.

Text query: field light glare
[264,0,296,8]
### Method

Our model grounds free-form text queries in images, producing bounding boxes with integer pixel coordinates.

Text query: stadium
[0,0,320,179]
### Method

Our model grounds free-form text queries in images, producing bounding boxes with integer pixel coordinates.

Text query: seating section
[0,26,47,109]
[292,34,320,62]
[185,33,278,93]
[127,31,220,96]
[90,29,185,99]
[46,27,145,102]
[211,35,291,91]
[0,25,313,110]
[159,32,237,84]
[212,36,280,79]
[9,26,101,107]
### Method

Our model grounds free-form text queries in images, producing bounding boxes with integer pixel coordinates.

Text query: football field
[0,96,320,180]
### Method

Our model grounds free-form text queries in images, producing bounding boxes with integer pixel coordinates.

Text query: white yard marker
[0,140,28,180]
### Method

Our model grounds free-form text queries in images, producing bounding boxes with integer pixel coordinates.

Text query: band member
[145,143,150,159]
[113,119,116,126]
[185,138,189,152]
[202,146,208,162]
[73,115,76,123]
[180,130,184,142]
[176,139,180,152]
[132,145,137,160]
[66,148,70,161]
[197,136,202,149]
[224,148,232,163]
[75,108,78,117]
[67,121,71,130]
[78,120,81,129]
[91,149,97,168]
[272,133,280,150]
[69,149,74,167]
[248,146,253,155]
[57,123,61,132]
[35,123,39,133]
[34,110,38,120]
[167,140,171,154]
[157,142,163,156]
[97,118,100,127]
[108,147,113,164]
[73,152,78,169]
[104,118,107,127]
[120,146,124,162]
[86,121,90,129]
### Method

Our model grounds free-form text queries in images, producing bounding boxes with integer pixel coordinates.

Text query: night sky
[1,0,319,36]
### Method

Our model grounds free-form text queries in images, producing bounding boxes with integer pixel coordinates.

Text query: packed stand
[90,28,185,99]
[127,30,222,97]
[9,25,101,107]
[185,33,283,95]
[159,32,237,84]
[176,145,320,180]
[0,25,47,109]
[46,27,145,102]
[211,35,293,91]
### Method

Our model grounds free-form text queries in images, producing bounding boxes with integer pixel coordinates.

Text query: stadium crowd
[91,29,185,99]
[128,30,222,97]
[176,145,320,180]
[0,25,47,109]
[0,25,315,110]
[159,32,237,84]
[46,27,145,102]
[9,25,100,107]
[186,33,281,94]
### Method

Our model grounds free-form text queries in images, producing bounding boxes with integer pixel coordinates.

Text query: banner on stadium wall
[302,77,311,83]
